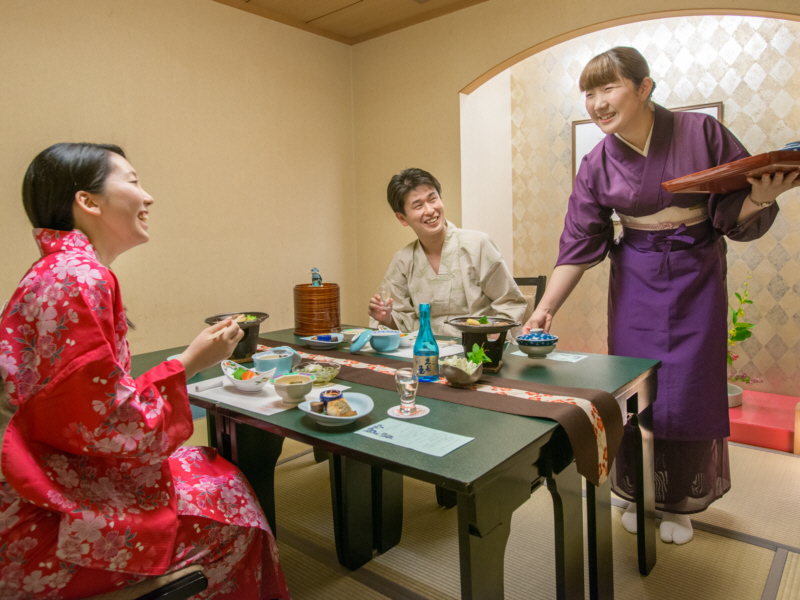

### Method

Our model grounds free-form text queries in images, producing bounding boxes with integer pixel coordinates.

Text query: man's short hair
[386,168,442,215]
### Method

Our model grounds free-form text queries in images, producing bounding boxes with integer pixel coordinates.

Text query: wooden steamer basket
[294,283,340,336]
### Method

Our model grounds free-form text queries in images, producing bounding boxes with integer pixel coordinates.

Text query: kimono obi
[617,204,708,231]
[621,219,717,276]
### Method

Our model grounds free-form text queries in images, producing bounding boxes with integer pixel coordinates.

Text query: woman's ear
[74,192,101,217]
[640,77,654,100]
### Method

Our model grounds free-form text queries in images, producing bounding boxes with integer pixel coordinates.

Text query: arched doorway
[460,12,800,395]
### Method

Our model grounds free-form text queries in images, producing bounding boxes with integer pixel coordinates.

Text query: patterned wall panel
[511,16,800,396]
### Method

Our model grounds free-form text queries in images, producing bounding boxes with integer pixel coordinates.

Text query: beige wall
[350,0,800,308]
[4,0,800,365]
[351,0,800,379]
[461,69,514,271]
[0,0,356,354]
[509,15,800,395]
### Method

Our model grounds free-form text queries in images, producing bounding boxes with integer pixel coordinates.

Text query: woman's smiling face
[92,153,154,257]
[584,76,652,140]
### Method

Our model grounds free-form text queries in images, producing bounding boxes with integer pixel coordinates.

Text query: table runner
[259,338,622,486]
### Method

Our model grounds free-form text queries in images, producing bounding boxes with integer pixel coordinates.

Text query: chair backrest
[136,571,207,600]
[83,566,206,600]
[514,276,547,326]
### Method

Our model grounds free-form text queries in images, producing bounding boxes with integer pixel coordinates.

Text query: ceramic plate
[300,333,344,349]
[298,392,373,427]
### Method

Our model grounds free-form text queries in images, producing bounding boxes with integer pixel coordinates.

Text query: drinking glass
[378,284,391,306]
[395,367,419,415]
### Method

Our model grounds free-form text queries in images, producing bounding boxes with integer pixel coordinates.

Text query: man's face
[395,185,445,239]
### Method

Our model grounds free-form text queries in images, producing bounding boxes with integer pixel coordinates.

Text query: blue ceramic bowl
[516,332,558,359]
[369,330,401,352]
[517,332,559,347]
[253,350,294,377]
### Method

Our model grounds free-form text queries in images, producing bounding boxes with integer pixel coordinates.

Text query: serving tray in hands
[662,150,800,194]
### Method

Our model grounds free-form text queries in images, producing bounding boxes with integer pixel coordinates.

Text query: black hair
[386,168,442,215]
[22,142,126,231]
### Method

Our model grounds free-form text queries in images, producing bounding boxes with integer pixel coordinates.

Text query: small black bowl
[204,312,269,359]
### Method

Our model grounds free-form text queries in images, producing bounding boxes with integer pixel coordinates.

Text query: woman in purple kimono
[523,47,798,544]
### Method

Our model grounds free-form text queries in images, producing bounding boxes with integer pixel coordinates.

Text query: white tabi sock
[621,502,637,534]
[660,512,693,544]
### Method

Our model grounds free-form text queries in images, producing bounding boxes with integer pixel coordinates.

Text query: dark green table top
[131,327,658,493]
[261,328,660,398]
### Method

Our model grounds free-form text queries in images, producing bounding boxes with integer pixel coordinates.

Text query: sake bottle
[413,303,439,382]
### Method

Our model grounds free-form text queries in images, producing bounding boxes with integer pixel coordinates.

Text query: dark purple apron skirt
[608,220,731,512]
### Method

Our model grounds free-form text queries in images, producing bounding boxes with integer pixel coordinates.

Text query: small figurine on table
[311,267,322,287]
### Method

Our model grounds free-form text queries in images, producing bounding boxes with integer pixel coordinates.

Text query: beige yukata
[372,221,526,336]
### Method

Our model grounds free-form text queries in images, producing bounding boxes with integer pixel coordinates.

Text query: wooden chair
[84,565,207,600]
[514,276,547,324]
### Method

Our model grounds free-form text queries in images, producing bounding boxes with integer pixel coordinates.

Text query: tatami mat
[277,542,394,600]
[273,451,777,599]
[778,553,800,600]
[692,444,800,549]
[279,438,313,461]
[184,415,798,597]
[182,417,208,447]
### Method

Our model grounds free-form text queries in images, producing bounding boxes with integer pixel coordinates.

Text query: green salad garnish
[467,343,492,365]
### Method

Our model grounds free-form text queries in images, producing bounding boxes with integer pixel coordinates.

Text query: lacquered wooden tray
[662,151,800,194]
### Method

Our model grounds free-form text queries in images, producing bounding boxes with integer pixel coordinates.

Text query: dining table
[132,327,660,600]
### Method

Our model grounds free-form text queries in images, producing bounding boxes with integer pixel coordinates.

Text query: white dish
[271,374,315,405]
[220,360,276,393]
[342,328,366,343]
[300,333,344,349]
[398,331,418,348]
[298,392,373,427]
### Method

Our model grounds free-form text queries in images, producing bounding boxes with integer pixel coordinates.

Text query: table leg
[630,395,656,575]
[371,467,403,553]
[228,424,285,538]
[435,484,458,508]
[546,461,585,600]
[312,446,328,463]
[586,478,613,600]
[456,462,540,600]
[329,453,374,570]
[207,413,233,462]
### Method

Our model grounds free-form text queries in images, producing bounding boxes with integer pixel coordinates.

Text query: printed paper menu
[356,419,473,457]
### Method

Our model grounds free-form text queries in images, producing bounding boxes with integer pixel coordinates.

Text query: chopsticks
[207,329,227,341]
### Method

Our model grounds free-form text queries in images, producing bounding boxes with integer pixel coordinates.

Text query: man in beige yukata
[368,168,526,337]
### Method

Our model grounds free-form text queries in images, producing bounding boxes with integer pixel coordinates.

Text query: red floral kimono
[0,229,290,599]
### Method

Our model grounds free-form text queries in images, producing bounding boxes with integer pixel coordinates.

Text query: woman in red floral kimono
[0,143,290,599]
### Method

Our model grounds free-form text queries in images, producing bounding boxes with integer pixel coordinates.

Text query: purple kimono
[559,104,777,512]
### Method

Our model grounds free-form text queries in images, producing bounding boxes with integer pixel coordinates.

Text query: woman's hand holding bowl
[523,307,552,335]
[178,317,243,379]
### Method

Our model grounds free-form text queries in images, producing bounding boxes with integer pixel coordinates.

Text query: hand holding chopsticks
[207,328,226,341]
[177,318,243,380]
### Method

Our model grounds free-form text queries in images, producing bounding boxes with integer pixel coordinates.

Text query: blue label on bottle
[413,355,439,378]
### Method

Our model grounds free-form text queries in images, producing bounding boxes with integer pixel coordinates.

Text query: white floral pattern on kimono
[0,229,289,599]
